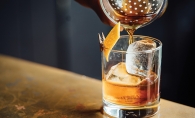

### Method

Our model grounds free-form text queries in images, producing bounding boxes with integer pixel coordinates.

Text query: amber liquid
[103,72,159,106]
[117,14,156,44]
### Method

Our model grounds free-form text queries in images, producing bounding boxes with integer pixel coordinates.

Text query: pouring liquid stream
[126,28,135,44]
[123,23,140,44]
[121,13,157,44]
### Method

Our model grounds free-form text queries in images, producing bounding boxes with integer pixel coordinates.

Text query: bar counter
[0,54,194,118]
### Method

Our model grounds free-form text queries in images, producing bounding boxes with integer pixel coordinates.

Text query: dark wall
[69,1,110,79]
[0,0,195,108]
[0,0,59,67]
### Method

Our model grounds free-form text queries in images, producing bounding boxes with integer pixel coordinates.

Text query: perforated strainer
[100,0,168,29]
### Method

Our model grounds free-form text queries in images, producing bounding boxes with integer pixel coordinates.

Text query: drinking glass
[101,35,162,118]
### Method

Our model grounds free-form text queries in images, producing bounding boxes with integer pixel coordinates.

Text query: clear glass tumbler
[102,35,162,118]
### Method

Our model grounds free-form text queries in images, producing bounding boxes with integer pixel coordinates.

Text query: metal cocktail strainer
[100,0,168,29]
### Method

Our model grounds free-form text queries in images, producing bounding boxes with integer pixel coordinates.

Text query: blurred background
[0,0,195,108]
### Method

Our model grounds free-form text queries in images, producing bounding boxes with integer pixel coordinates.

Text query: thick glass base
[103,100,160,118]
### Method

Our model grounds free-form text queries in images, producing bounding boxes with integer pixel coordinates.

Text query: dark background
[0,0,195,108]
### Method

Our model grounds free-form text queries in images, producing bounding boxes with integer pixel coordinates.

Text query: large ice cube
[106,62,142,85]
[126,39,156,76]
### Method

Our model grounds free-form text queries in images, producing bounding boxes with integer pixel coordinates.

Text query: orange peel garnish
[103,22,120,61]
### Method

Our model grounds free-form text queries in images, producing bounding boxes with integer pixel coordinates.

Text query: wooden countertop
[0,54,195,118]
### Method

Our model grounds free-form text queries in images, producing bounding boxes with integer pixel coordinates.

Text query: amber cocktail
[102,35,162,118]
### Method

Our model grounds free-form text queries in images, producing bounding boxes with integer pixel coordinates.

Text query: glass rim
[111,35,162,54]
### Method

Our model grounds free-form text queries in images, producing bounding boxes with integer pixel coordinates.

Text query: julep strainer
[100,0,168,30]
